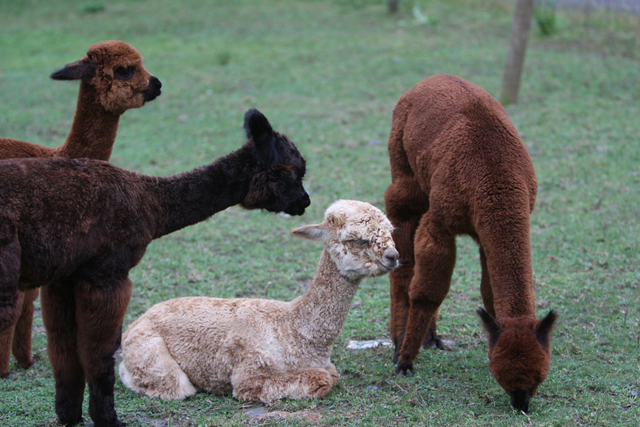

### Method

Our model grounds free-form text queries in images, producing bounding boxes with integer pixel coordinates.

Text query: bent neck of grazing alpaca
[55,82,120,161]
[290,250,362,350]
[482,222,537,320]
[151,142,259,238]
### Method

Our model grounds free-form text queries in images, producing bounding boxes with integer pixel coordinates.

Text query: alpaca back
[0,138,54,159]
[0,157,157,285]
[122,297,297,394]
[389,74,537,218]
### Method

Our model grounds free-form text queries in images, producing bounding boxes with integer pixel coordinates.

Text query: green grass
[1,0,639,425]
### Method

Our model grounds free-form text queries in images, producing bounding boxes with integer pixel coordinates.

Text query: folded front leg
[233,366,339,403]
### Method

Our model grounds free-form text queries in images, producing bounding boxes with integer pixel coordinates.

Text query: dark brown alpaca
[0,40,161,379]
[384,74,556,413]
[0,109,309,427]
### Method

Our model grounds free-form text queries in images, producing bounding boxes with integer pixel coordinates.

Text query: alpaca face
[89,40,162,114]
[478,309,557,413]
[258,160,310,216]
[51,40,162,115]
[324,200,399,280]
[241,109,310,216]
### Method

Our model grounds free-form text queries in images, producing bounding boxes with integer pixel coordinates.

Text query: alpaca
[383,74,556,412]
[118,200,398,402]
[0,40,161,160]
[0,108,309,427]
[0,40,161,379]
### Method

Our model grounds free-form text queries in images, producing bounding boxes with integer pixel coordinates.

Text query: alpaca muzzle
[381,247,399,270]
[510,389,530,413]
[283,191,310,216]
[143,76,162,102]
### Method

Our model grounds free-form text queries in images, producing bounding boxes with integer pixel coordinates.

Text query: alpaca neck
[151,143,257,238]
[55,82,120,161]
[483,220,537,320]
[290,250,362,351]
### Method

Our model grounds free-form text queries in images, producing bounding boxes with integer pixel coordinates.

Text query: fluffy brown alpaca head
[478,308,557,413]
[50,40,162,115]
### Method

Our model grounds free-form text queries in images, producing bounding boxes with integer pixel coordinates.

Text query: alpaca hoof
[395,361,414,377]
[57,416,84,426]
[93,420,126,427]
[16,358,34,370]
[423,332,445,350]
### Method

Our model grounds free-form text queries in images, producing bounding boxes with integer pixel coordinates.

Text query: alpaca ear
[534,310,557,347]
[50,58,96,82]
[244,108,282,165]
[291,224,330,242]
[477,307,501,347]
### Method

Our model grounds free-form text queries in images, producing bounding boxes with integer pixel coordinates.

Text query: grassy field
[0,0,638,425]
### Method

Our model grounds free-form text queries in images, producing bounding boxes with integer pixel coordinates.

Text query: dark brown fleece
[383,75,556,412]
[0,40,161,380]
[0,109,308,427]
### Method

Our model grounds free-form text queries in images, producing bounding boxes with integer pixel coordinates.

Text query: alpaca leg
[41,283,85,426]
[396,213,456,375]
[75,278,132,427]
[0,290,25,378]
[119,328,196,400]
[384,180,428,362]
[479,246,496,317]
[389,263,413,363]
[0,225,22,378]
[12,288,39,369]
[423,308,444,350]
[233,367,337,403]
[0,327,14,378]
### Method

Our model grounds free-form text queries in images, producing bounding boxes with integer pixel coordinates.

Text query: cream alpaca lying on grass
[119,200,399,402]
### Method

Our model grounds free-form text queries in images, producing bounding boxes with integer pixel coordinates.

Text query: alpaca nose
[510,389,530,413]
[383,247,399,268]
[143,76,162,102]
[149,76,162,90]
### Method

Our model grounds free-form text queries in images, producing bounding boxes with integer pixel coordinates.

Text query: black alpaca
[0,109,310,427]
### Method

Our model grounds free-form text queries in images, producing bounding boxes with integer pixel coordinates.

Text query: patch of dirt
[245,409,323,425]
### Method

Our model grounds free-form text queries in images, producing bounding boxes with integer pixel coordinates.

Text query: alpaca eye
[350,239,369,248]
[114,66,135,80]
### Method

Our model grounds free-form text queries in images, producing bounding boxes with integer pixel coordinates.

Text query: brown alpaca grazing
[383,74,557,413]
[0,40,161,379]
[0,109,309,427]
